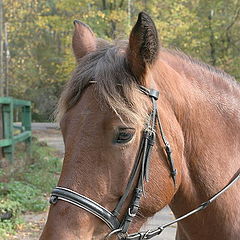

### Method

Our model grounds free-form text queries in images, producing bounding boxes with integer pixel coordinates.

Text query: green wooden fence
[0,97,32,162]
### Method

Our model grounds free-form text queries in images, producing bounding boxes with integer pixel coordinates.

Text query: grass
[0,138,62,239]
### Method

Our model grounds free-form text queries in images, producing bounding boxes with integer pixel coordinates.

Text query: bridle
[50,84,240,240]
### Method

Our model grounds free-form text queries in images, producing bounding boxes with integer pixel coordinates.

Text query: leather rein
[50,84,240,240]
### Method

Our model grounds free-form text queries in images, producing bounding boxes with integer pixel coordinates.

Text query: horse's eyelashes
[117,132,133,143]
[114,128,135,144]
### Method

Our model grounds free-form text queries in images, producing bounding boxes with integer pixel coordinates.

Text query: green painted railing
[0,97,32,162]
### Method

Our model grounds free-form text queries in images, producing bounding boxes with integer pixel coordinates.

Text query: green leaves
[0,139,62,238]
[1,181,46,212]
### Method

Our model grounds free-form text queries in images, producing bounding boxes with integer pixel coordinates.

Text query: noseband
[50,84,240,240]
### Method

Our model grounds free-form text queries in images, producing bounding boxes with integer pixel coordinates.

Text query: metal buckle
[104,228,124,240]
[149,89,159,100]
[141,230,151,239]
[128,207,137,217]
[49,195,58,204]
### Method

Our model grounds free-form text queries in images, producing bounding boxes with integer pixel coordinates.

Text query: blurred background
[0,0,239,122]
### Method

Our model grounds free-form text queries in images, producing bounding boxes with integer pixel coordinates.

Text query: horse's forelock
[55,40,148,124]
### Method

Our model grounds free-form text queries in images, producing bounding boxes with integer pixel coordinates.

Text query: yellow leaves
[36,16,48,29]
[56,0,84,12]
[107,10,127,22]
[97,11,105,19]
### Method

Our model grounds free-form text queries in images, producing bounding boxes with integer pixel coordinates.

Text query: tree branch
[225,7,240,52]
[102,0,106,10]
[226,7,240,32]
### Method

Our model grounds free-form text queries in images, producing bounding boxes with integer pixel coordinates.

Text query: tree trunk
[0,0,4,96]
[0,105,3,160]
[208,10,216,66]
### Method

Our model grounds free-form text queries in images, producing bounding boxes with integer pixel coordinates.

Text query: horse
[39,12,240,240]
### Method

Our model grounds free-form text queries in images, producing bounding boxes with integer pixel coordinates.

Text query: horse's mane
[163,48,240,97]
[56,40,239,122]
[168,49,236,81]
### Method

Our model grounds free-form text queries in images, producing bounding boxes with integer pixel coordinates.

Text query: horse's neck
[159,53,240,239]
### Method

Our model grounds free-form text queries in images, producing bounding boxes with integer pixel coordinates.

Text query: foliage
[2,0,240,121]
[0,199,22,237]
[0,139,62,238]
[2,181,45,212]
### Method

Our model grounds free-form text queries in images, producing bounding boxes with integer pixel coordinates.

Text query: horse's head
[40,12,184,240]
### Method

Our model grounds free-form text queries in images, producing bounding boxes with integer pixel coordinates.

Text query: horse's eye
[115,128,135,144]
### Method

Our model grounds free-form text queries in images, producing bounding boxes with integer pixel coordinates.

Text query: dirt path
[9,212,48,240]
[11,124,176,240]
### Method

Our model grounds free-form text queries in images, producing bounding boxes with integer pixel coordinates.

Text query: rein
[49,84,240,240]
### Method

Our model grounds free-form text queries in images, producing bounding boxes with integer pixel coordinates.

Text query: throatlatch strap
[156,114,177,184]
[140,86,177,185]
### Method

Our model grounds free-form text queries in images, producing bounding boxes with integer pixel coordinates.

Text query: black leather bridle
[50,84,240,240]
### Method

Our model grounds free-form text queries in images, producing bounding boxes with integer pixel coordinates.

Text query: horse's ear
[72,20,96,61]
[127,12,159,85]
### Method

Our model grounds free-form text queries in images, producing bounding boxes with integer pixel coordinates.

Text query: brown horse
[40,12,240,240]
